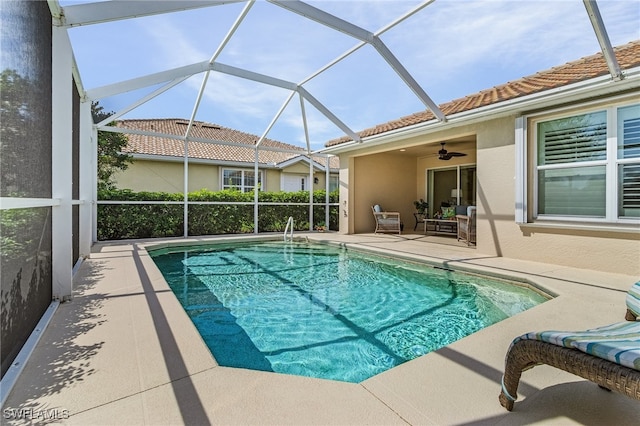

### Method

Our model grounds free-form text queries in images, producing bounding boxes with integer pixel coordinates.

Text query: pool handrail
[284,216,294,241]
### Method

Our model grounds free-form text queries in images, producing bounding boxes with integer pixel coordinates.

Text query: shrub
[97,189,339,240]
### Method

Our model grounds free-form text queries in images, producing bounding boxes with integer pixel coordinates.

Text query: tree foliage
[91,102,132,191]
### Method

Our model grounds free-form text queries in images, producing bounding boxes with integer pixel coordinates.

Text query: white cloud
[376,0,638,103]
[136,15,210,70]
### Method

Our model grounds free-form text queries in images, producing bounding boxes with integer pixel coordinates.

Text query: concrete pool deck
[3,233,639,425]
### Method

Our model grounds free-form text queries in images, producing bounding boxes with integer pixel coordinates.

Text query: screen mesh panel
[0,1,53,378]
[0,208,53,377]
[0,0,52,199]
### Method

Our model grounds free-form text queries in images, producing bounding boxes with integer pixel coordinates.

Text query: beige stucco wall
[338,114,640,276]
[282,163,312,174]
[348,153,417,234]
[113,160,218,192]
[114,159,336,194]
[264,169,280,192]
[475,116,639,276]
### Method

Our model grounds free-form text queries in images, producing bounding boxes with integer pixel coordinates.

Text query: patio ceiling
[50,0,624,154]
[392,137,476,158]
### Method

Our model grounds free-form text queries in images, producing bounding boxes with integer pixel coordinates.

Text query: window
[618,105,640,218]
[222,168,262,192]
[534,103,640,221]
[329,176,339,192]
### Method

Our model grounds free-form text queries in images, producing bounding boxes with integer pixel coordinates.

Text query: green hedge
[97,188,339,240]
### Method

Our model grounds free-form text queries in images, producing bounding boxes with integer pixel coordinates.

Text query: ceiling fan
[438,142,467,160]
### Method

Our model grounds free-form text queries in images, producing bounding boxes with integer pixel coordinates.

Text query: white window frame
[221,168,263,192]
[528,99,640,225]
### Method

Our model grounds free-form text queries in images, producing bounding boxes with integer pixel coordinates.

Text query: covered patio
[3,233,637,424]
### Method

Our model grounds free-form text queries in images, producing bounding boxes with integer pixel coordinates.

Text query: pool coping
[3,233,639,425]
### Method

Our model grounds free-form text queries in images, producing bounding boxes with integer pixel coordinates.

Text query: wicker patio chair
[371,205,402,234]
[499,281,640,411]
[456,206,476,246]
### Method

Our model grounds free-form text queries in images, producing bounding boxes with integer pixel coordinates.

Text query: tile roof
[326,40,640,147]
[116,118,339,169]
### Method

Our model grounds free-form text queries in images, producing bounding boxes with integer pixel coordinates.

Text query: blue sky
[64,0,640,150]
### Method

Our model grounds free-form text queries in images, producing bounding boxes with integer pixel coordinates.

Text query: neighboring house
[324,41,640,276]
[112,118,339,193]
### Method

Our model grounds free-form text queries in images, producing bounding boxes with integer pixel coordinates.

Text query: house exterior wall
[113,159,336,193]
[264,169,280,192]
[478,115,639,275]
[474,116,525,258]
[282,163,312,174]
[113,160,218,193]
[339,114,640,276]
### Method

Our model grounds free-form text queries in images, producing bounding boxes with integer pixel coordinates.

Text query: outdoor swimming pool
[149,240,549,383]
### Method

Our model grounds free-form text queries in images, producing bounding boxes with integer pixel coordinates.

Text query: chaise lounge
[499,281,640,411]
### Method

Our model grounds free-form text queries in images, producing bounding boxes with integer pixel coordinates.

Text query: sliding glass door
[427,165,476,217]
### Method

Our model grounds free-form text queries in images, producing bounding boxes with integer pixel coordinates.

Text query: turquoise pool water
[150,240,548,383]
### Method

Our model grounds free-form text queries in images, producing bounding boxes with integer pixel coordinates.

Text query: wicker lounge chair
[499,281,640,411]
[371,205,401,234]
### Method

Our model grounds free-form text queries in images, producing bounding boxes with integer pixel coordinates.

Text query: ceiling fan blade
[437,142,466,160]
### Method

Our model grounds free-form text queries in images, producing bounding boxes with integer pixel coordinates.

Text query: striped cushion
[627,281,640,318]
[516,321,640,371]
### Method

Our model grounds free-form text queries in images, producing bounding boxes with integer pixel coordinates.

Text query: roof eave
[276,155,330,171]
[320,67,640,155]
[127,153,278,168]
